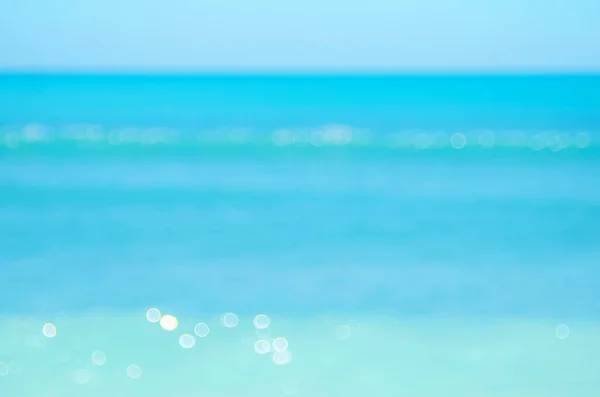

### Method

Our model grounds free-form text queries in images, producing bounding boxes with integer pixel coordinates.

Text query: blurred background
[1,1,600,397]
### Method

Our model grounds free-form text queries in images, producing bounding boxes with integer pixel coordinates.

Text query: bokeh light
[221,313,239,328]
[253,314,271,329]
[159,314,179,331]
[42,323,57,338]
[146,308,161,323]
[556,324,570,339]
[179,334,196,349]
[450,133,467,149]
[254,339,272,355]
[194,322,210,338]
[273,351,292,365]
[0,363,8,376]
[91,350,107,366]
[272,337,289,352]
[127,365,142,379]
[547,135,564,152]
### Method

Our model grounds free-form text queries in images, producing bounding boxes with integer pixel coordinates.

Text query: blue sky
[0,0,599,71]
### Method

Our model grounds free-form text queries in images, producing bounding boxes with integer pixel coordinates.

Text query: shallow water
[2,314,600,397]
[1,74,600,396]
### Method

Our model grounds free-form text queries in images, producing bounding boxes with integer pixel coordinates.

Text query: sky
[0,0,599,72]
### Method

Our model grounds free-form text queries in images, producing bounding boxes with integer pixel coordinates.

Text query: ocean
[1,74,600,396]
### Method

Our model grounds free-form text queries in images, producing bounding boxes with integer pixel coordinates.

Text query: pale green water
[1,314,600,397]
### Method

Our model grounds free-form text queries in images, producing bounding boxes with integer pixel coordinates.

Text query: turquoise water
[1,74,600,396]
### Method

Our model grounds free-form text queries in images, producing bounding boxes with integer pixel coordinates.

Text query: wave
[0,123,596,151]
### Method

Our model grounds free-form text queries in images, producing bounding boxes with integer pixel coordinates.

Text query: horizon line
[1,67,600,77]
